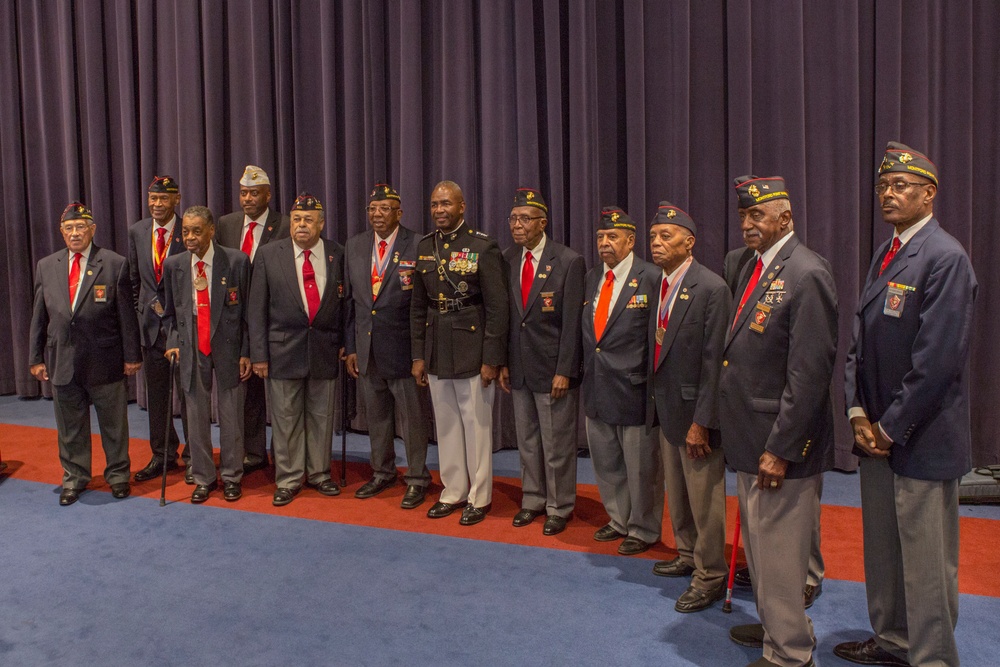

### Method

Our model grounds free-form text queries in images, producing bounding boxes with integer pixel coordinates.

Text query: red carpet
[4,424,998,597]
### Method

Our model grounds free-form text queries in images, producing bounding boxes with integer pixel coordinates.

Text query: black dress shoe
[272,487,299,506]
[191,481,218,503]
[734,566,752,587]
[307,480,341,496]
[184,466,195,485]
[729,623,764,648]
[110,483,131,499]
[400,485,426,509]
[675,583,726,613]
[134,457,178,482]
[803,583,822,609]
[833,638,910,666]
[653,557,696,577]
[459,503,491,526]
[512,508,542,527]
[618,536,651,556]
[593,524,627,542]
[426,500,467,519]
[355,476,397,499]
[542,515,568,536]
[223,481,242,501]
[59,488,83,506]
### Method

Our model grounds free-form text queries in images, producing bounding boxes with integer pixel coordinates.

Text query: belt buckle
[438,299,450,313]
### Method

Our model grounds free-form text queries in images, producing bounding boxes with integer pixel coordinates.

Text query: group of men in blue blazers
[29,141,976,667]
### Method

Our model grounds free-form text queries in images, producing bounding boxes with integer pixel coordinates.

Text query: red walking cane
[722,507,741,613]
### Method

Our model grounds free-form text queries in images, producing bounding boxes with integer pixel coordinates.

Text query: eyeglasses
[366,205,399,214]
[61,223,93,233]
[508,214,546,226]
[874,180,929,196]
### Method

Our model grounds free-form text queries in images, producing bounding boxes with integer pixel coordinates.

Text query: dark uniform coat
[410,222,508,378]
[845,219,977,480]
[719,234,838,478]
[248,237,345,380]
[581,255,659,427]
[503,236,585,392]
[127,217,185,348]
[345,224,421,379]
[216,209,290,260]
[647,259,731,449]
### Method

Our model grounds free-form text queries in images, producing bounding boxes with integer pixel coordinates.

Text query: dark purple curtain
[2,0,996,467]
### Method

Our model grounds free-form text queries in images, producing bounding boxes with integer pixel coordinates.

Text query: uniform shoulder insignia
[473,230,489,239]
[420,230,436,240]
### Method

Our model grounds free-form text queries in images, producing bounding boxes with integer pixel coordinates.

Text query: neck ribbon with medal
[194,260,209,292]
[655,274,684,345]
[371,236,395,298]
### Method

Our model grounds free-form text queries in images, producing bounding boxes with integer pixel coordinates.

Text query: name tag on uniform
[93,285,107,302]
[540,291,555,312]
[883,282,914,318]
[749,302,771,333]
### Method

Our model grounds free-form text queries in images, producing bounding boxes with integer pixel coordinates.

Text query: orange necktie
[594,270,615,341]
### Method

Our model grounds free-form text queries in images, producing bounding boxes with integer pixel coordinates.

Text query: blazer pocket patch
[680,384,698,401]
[628,372,646,386]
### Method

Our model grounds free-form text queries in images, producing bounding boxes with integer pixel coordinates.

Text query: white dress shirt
[68,244,93,313]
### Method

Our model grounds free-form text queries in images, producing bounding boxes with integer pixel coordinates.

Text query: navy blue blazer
[647,259,731,449]
[248,237,345,380]
[162,243,250,392]
[581,254,659,426]
[127,217,185,348]
[344,224,421,379]
[719,234,838,478]
[504,237,586,393]
[845,218,977,480]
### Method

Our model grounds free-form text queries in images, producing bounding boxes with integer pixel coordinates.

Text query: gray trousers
[737,471,821,667]
[660,432,727,590]
[512,386,579,518]
[586,418,663,543]
[358,356,430,487]
[859,457,959,667]
[184,354,246,486]
[52,378,131,489]
[268,377,335,490]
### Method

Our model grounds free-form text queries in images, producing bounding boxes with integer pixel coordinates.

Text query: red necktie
[241,222,258,257]
[654,276,670,364]
[521,250,534,309]
[302,249,320,323]
[594,270,615,341]
[68,252,82,309]
[733,258,764,330]
[878,237,901,276]
[195,261,211,356]
[154,227,167,283]
[371,239,387,299]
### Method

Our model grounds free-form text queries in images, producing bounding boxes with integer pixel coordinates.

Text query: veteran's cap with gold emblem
[878,141,938,185]
[597,206,636,232]
[239,165,270,187]
[651,200,696,236]
[61,201,93,223]
[512,187,547,214]
[148,175,180,193]
[369,183,401,202]
[291,192,323,211]
[734,175,789,208]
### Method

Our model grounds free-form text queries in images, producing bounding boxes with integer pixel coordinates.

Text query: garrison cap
[512,188,547,214]
[61,201,93,223]
[878,142,938,185]
[239,165,270,187]
[597,206,636,232]
[369,183,401,202]
[651,201,696,236]
[291,192,323,211]
[148,175,180,193]
[734,175,789,208]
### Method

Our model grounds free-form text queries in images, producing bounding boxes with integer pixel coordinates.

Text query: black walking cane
[160,355,177,506]
[723,507,742,613]
[339,357,348,487]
